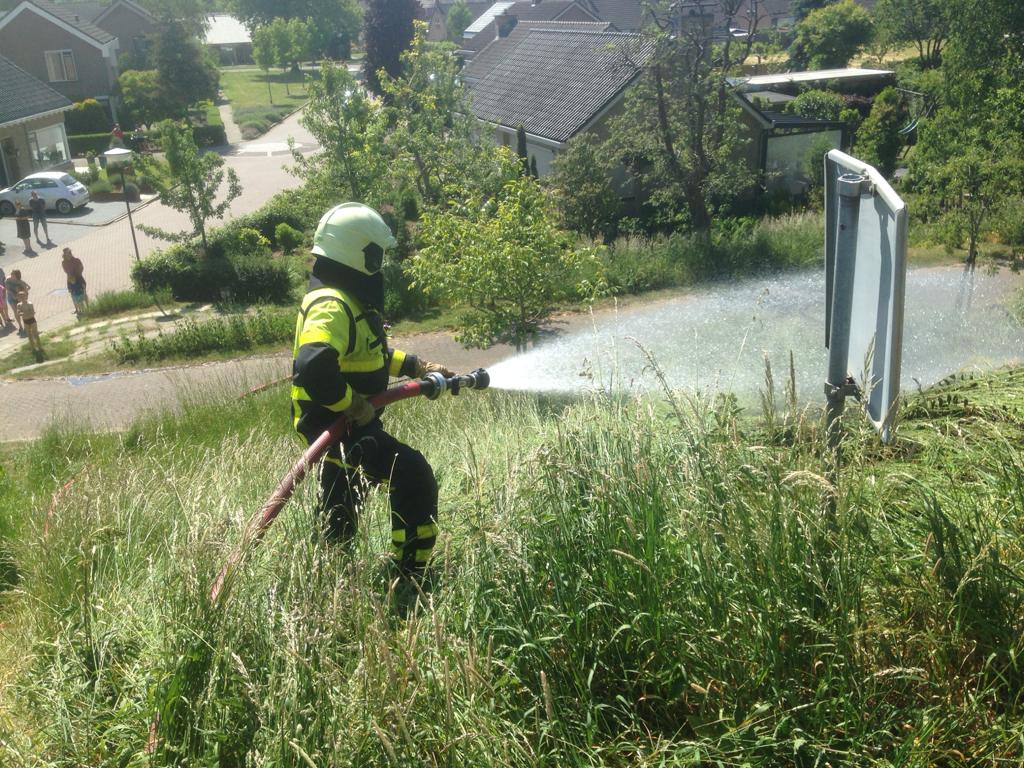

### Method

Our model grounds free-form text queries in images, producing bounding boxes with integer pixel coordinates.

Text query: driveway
[0,110,317,358]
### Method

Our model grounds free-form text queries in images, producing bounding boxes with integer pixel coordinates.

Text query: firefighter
[291,202,451,580]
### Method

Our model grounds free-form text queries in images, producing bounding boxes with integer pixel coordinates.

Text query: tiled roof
[503,0,596,22]
[55,1,106,22]
[0,54,72,127]
[465,1,516,35]
[463,19,612,82]
[583,0,650,31]
[21,0,116,44]
[467,29,652,142]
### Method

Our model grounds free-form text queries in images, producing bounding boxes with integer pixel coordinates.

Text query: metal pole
[122,167,140,263]
[825,173,865,478]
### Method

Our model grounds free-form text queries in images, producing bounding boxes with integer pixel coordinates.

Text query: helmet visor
[363,242,384,274]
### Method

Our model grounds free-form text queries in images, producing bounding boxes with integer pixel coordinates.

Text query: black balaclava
[310,256,387,346]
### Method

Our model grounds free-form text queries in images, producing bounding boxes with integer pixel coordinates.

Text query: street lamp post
[102,147,140,263]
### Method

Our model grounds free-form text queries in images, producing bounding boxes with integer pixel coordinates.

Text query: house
[465,27,653,176]
[204,13,252,65]
[731,68,895,192]
[421,0,493,42]
[0,54,74,187]
[0,0,120,118]
[88,0,156,62]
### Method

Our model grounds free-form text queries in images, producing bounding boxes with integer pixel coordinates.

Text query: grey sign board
[824,149,908,442]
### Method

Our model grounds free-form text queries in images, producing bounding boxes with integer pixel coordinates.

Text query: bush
[87,177,114,196]
[109,308,294,364]
[68,133,112,157]
[131,243,296,304]
[234,194,312,245]
[240,120,271,140]
[274,222,304,254]
[785,89,845,121]
[994,198,1024,246]
[192,124,227,147]
[122,182,141,202]
[66,99,109,134]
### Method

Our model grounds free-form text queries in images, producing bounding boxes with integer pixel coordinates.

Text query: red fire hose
[209,369,489,604]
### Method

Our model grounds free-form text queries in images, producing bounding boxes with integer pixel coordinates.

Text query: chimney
[496,14,517,37]
[74,14,80,23]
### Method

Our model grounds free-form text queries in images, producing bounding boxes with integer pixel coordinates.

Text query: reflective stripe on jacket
[290,286,413,440]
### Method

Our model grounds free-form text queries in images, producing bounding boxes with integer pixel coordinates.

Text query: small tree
[853,87,906,177]
[139,122,242,254]
[410,171,604,349]
[875,0,950,68]
[785,89,845,120]
[252,25,276,105]
[363,0,418,95]
[269,18,294,94]
[117,70,176,126]
[549,133,621,241]
[287,17,313,70]
[515,125,528,174]
[789,0,874,70]
[446,0,473,41]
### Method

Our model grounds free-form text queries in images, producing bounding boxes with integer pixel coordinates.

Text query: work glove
[343,391,376,428]
[415,358,454,379]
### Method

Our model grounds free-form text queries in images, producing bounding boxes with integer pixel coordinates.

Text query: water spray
[209,368,490,604]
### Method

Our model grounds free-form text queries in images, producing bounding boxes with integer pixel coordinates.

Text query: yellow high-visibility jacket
[291,285,416,441]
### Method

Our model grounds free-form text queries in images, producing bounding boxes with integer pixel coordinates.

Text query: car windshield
[59,175,77,186]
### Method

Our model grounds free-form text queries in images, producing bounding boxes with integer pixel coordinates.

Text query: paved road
[0,331,516,442]
[0,111,316,358]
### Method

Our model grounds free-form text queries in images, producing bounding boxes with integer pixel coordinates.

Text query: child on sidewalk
[4,269,28,333]
[16,290,43,361]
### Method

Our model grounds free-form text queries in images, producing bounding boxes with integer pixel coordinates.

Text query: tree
[549,133,622,241]
[410,172,604,349]
[287,17,313,69]
[252,25,276,104]
[446,0,473,41]
[153,17,218,116]
[788,0,874,70]
[875,0,951,68]
[139,122,242,254]
[515,125,528,174]
[229,0,362,58]
[853,87,906,177]
[363,0,418,95]
[785,89,845,120]
[790,0,832,23]
[117,70,176,126]
[609,0,760,231]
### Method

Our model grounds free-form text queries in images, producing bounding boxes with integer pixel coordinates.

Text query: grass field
[220,69,311,139]
[2,356,1024,764]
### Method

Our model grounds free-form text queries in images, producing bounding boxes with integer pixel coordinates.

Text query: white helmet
[311,202,397,275]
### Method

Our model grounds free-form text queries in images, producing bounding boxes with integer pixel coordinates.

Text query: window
[44,50,78,82]
[27,124,70,168]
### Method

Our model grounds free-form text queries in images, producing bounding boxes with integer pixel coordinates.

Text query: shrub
[122,182,141,202]
[88,177,114,196]
[994,198,1024,246]
[240,120,270,140]
[274,222,304,254]
[109,308,295,363]
[785,89,845,121]
[68,133,112,157]
[192,124,228,147]
[66,99,109,134]
[236,195,312,244]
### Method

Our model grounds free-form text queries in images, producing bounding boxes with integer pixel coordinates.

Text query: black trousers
[317,419,438,574]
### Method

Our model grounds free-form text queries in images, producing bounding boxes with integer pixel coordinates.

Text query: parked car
[0,171,91,216]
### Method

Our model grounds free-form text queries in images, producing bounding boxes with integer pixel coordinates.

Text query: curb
[49,194,161,228]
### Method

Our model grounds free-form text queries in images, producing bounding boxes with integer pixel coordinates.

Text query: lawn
[219,68,313,139]
[2,356,1024,763]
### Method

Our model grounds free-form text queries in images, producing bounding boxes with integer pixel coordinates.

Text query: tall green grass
[2,367,1024,764]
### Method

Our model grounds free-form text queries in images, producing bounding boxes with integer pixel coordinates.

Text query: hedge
[68,133,112,157]
[66,99,109,134]
[193,124,228,147]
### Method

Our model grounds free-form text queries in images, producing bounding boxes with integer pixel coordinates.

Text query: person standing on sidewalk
[29,191,50,245]
[5,270,29,333]
[61,247,88,316]
[16,290,43,361]
[15,203,33,254]
[0,267,13,327]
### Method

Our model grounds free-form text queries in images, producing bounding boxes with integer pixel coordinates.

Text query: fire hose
[209,368,490,604]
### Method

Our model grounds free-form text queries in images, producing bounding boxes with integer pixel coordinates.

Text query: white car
[0,171,91,216]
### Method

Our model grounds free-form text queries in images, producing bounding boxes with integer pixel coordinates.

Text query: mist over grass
[2,367,1024,764]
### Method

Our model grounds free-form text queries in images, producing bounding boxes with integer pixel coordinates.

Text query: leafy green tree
[853,87,906,176]
[446,0,473,41]
[296,63,390,207]
[785,89,845,120]
[788,0,874,69]
[610,0,760,231]
[287,17,313,69]
[363,0,419,95]
[230,0,362,58]
[790,0,831,23]
[411,171,604,349]
[515,125,528,174]
[875,0,951,68]
[153,17,218,116]
[252,25,276,104]
[117,70,175,126]
[549,133,622,241]
[139,122,242,254]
